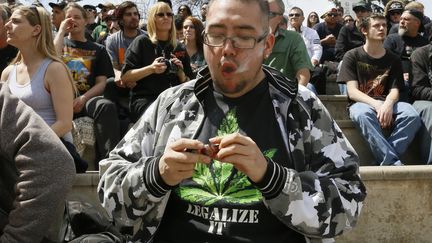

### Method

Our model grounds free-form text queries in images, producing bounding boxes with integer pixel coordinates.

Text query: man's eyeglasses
[288,13,302,18]
[155,12,174,18]
[203,31,268,49]
[269,11,283,19]
[328,13,338,17]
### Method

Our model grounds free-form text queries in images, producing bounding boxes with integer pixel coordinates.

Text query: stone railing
[70,166,432,242]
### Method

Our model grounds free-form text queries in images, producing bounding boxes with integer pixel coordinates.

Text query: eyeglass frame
[202,31,269,49]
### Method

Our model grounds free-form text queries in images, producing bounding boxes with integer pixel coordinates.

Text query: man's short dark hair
[290,6,304,16]
[116,1,139,30]
[208,0,270,32]
[359,13,386,34]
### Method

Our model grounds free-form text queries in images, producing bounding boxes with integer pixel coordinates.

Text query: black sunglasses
[328,13,338,17]
[289,13,302,17]
[156,12,174,18]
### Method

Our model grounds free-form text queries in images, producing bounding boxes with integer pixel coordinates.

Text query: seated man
[410,43,432,164]
[98,0,366,242]
[264,0,313,92]
[338,14,421,166]
[0,83,75,242]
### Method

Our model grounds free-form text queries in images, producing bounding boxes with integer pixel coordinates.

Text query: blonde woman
[121,2,193,122]
[1,5,86,172]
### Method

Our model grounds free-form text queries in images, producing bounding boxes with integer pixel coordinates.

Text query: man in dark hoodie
[0,83,75,242]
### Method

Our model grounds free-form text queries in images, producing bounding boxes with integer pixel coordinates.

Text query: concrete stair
[69,166,432,242]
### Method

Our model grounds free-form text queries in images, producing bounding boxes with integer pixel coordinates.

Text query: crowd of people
[0,0,431,241]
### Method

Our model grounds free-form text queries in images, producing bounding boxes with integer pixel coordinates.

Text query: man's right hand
[159,139,211,186]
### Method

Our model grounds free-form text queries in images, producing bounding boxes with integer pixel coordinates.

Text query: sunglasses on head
[289,13,301,17]
[156,12,174,18]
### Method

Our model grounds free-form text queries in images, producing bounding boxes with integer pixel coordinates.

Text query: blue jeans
[412,101,432,164]
[349,102,421,165]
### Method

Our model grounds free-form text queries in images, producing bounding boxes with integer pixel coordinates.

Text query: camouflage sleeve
[256,87,366,239]
[98,99,171,229]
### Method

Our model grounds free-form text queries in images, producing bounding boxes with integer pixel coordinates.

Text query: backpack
[59,201,126,243]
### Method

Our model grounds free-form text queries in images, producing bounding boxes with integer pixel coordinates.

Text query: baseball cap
[83,4,97,12]
[48,1,67,10]
[320,8,338,19]
[97,3,116,10]
[388,1,404,12]
[352,1,372,12]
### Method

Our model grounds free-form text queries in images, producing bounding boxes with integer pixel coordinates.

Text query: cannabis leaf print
[175,109,277,206]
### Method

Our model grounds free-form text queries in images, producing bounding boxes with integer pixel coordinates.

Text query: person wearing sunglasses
[384,0,404,33]
[177,4,192,21]
[307,11,319,28]
[121,2,192,123]
[287,6,323,94]
[92,2,116,41]
[343,15,354,26]
[264,0,313,92]
[99,0,366,242]
[313,8,343,64]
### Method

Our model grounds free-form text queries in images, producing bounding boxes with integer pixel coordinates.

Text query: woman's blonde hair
[147,2,177,47]
[11,6,77,96]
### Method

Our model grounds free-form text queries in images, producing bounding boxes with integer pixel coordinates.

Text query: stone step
[318,95,349,120]
[68,166,432,242]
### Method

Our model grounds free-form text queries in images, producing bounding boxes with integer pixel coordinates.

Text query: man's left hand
[376,101,394,128]
[209,133,268,183]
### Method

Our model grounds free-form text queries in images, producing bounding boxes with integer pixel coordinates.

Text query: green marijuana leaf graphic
[175,109,277,206]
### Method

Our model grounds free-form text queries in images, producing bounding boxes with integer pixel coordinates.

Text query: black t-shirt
[313,22,343,49]
[122,35,193,101]
[337,46,403,106]
[0,45,18,76]
[62,38,114,95]
[154,80,306,243]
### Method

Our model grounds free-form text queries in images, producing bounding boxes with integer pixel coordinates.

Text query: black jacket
[411,44,432,101]
[335,23,365,62]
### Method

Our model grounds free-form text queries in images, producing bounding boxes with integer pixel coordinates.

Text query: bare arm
[73,75,106,113]
[45,62,74,137]
[346,80,383,110]
[296,68,311,86]
[54,18,75,55]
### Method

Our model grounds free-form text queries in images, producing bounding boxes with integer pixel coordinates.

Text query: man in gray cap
[384,9,429,101]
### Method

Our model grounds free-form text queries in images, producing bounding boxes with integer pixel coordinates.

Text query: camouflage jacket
[98,66,366,242]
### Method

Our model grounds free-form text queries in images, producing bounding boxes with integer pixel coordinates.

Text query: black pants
[75,96,121,167]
